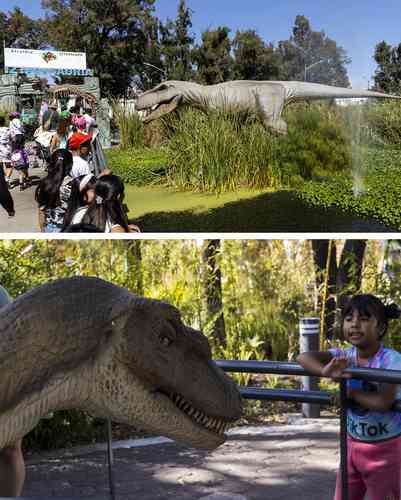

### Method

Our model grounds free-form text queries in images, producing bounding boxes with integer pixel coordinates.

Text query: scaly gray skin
[0,276,241,451]
[136,80,400,134]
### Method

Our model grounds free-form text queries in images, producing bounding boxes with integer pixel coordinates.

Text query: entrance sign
[4,48,93,76]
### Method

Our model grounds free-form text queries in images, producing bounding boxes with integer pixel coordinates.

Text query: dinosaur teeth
[168,392,230,435]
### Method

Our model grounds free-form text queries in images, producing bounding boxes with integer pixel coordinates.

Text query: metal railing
[216,359,401,500]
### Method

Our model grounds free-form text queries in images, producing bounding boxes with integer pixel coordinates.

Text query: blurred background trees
[1,239,399,360]
[0,1,356,96]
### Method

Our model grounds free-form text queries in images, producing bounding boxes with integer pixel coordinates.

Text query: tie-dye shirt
[329,344,401,442]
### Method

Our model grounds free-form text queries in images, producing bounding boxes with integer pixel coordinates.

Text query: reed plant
[110,99,144,149]
[165,103,352,193]
[361,100,401,146]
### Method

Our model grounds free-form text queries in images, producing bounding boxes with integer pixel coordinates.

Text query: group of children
[35,148,139,233]
[0,104,135,232]
[0,112,30,194]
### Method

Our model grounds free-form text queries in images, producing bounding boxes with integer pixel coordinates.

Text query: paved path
[0,165,45,233]
[17,417,340,500]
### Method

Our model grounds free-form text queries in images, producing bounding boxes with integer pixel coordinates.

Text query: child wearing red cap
[68,131,92,178]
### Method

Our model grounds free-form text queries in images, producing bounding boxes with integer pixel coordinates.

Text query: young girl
[49,111,71,154]
[297,294,401,500]
[62,173,97,229]
[10,135,29,190]
[35,149,73,232]
[0,117,15,215]
[69,174,140,233]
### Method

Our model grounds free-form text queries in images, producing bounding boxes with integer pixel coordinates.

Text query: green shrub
[110,100,144,149]
[24,410,106,451]
[275,103,351,180]
[105,147,167,186]
[298,147,401,229]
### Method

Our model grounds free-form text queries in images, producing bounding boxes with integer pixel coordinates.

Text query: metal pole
[240,387,332,405]
[339,380,348,500]
[299,317,320,417]
[106,419,116,500]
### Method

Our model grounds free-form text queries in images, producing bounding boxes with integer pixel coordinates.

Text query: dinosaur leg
[253,86,287,135]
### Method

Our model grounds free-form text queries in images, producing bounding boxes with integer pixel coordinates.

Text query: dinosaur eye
[159,335,172,347]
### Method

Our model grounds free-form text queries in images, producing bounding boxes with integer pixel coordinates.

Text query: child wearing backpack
[10,135,30,191]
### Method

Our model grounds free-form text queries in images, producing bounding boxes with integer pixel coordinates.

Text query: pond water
[125,186,393,233]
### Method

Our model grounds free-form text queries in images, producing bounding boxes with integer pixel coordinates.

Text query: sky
[4,0,401,88]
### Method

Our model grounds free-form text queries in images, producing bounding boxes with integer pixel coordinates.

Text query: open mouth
[349,333,363,340]
[140,95,181,123]
[164,391,234,436]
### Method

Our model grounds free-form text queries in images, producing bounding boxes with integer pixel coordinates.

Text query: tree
[193,27,233,84]
[202,240,226,347]
[159,0,194,81]
[0,8,46,72]
[278,15,350,86]
[124,240,143,295]
[41,0,157,97]
[312,240,366,341]
[232,30,281,81]
[373,41,401,94]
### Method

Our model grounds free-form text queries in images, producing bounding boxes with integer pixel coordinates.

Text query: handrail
[216,359,401,500]
[216,359,401,384]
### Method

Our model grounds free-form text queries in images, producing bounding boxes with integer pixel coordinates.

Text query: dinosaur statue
[0,276,242,451]
[135,80,400,134]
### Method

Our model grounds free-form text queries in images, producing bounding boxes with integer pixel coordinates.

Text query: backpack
[11,149,28,169]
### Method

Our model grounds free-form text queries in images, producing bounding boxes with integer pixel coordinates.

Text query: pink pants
[334,435,401,500]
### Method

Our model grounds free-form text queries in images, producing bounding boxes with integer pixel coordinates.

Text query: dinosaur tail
[286,81,400,100]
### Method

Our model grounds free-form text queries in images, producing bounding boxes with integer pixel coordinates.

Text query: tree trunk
[202,239,226,348]
[311,240,337,340]
[336,240,366,338]
[124,240,143,295]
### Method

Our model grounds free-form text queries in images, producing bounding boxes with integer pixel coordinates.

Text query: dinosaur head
[136,81,186,122]
[102,295,242,450]
[0,277,241,451]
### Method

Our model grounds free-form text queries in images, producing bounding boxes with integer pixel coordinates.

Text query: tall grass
[165,109,284,192]
[110,99,144,149]
[360,100,401,146]
[165,104,352,193]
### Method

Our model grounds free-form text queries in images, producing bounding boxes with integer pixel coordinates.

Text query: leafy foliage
[193,27,233,84]
[159,0,195,80]
[105,147,167,185]
[373,41,401,94]
[232,30,281,81]
[41,0,157,97]
[298,148,401,229]
[277,15,350,85]
[0,7,46,71]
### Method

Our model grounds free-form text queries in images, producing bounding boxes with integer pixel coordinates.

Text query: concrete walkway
[17,417,340,500]
[0,165,45,233]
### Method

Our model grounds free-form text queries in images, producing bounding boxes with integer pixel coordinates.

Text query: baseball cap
[68,132,93,150]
